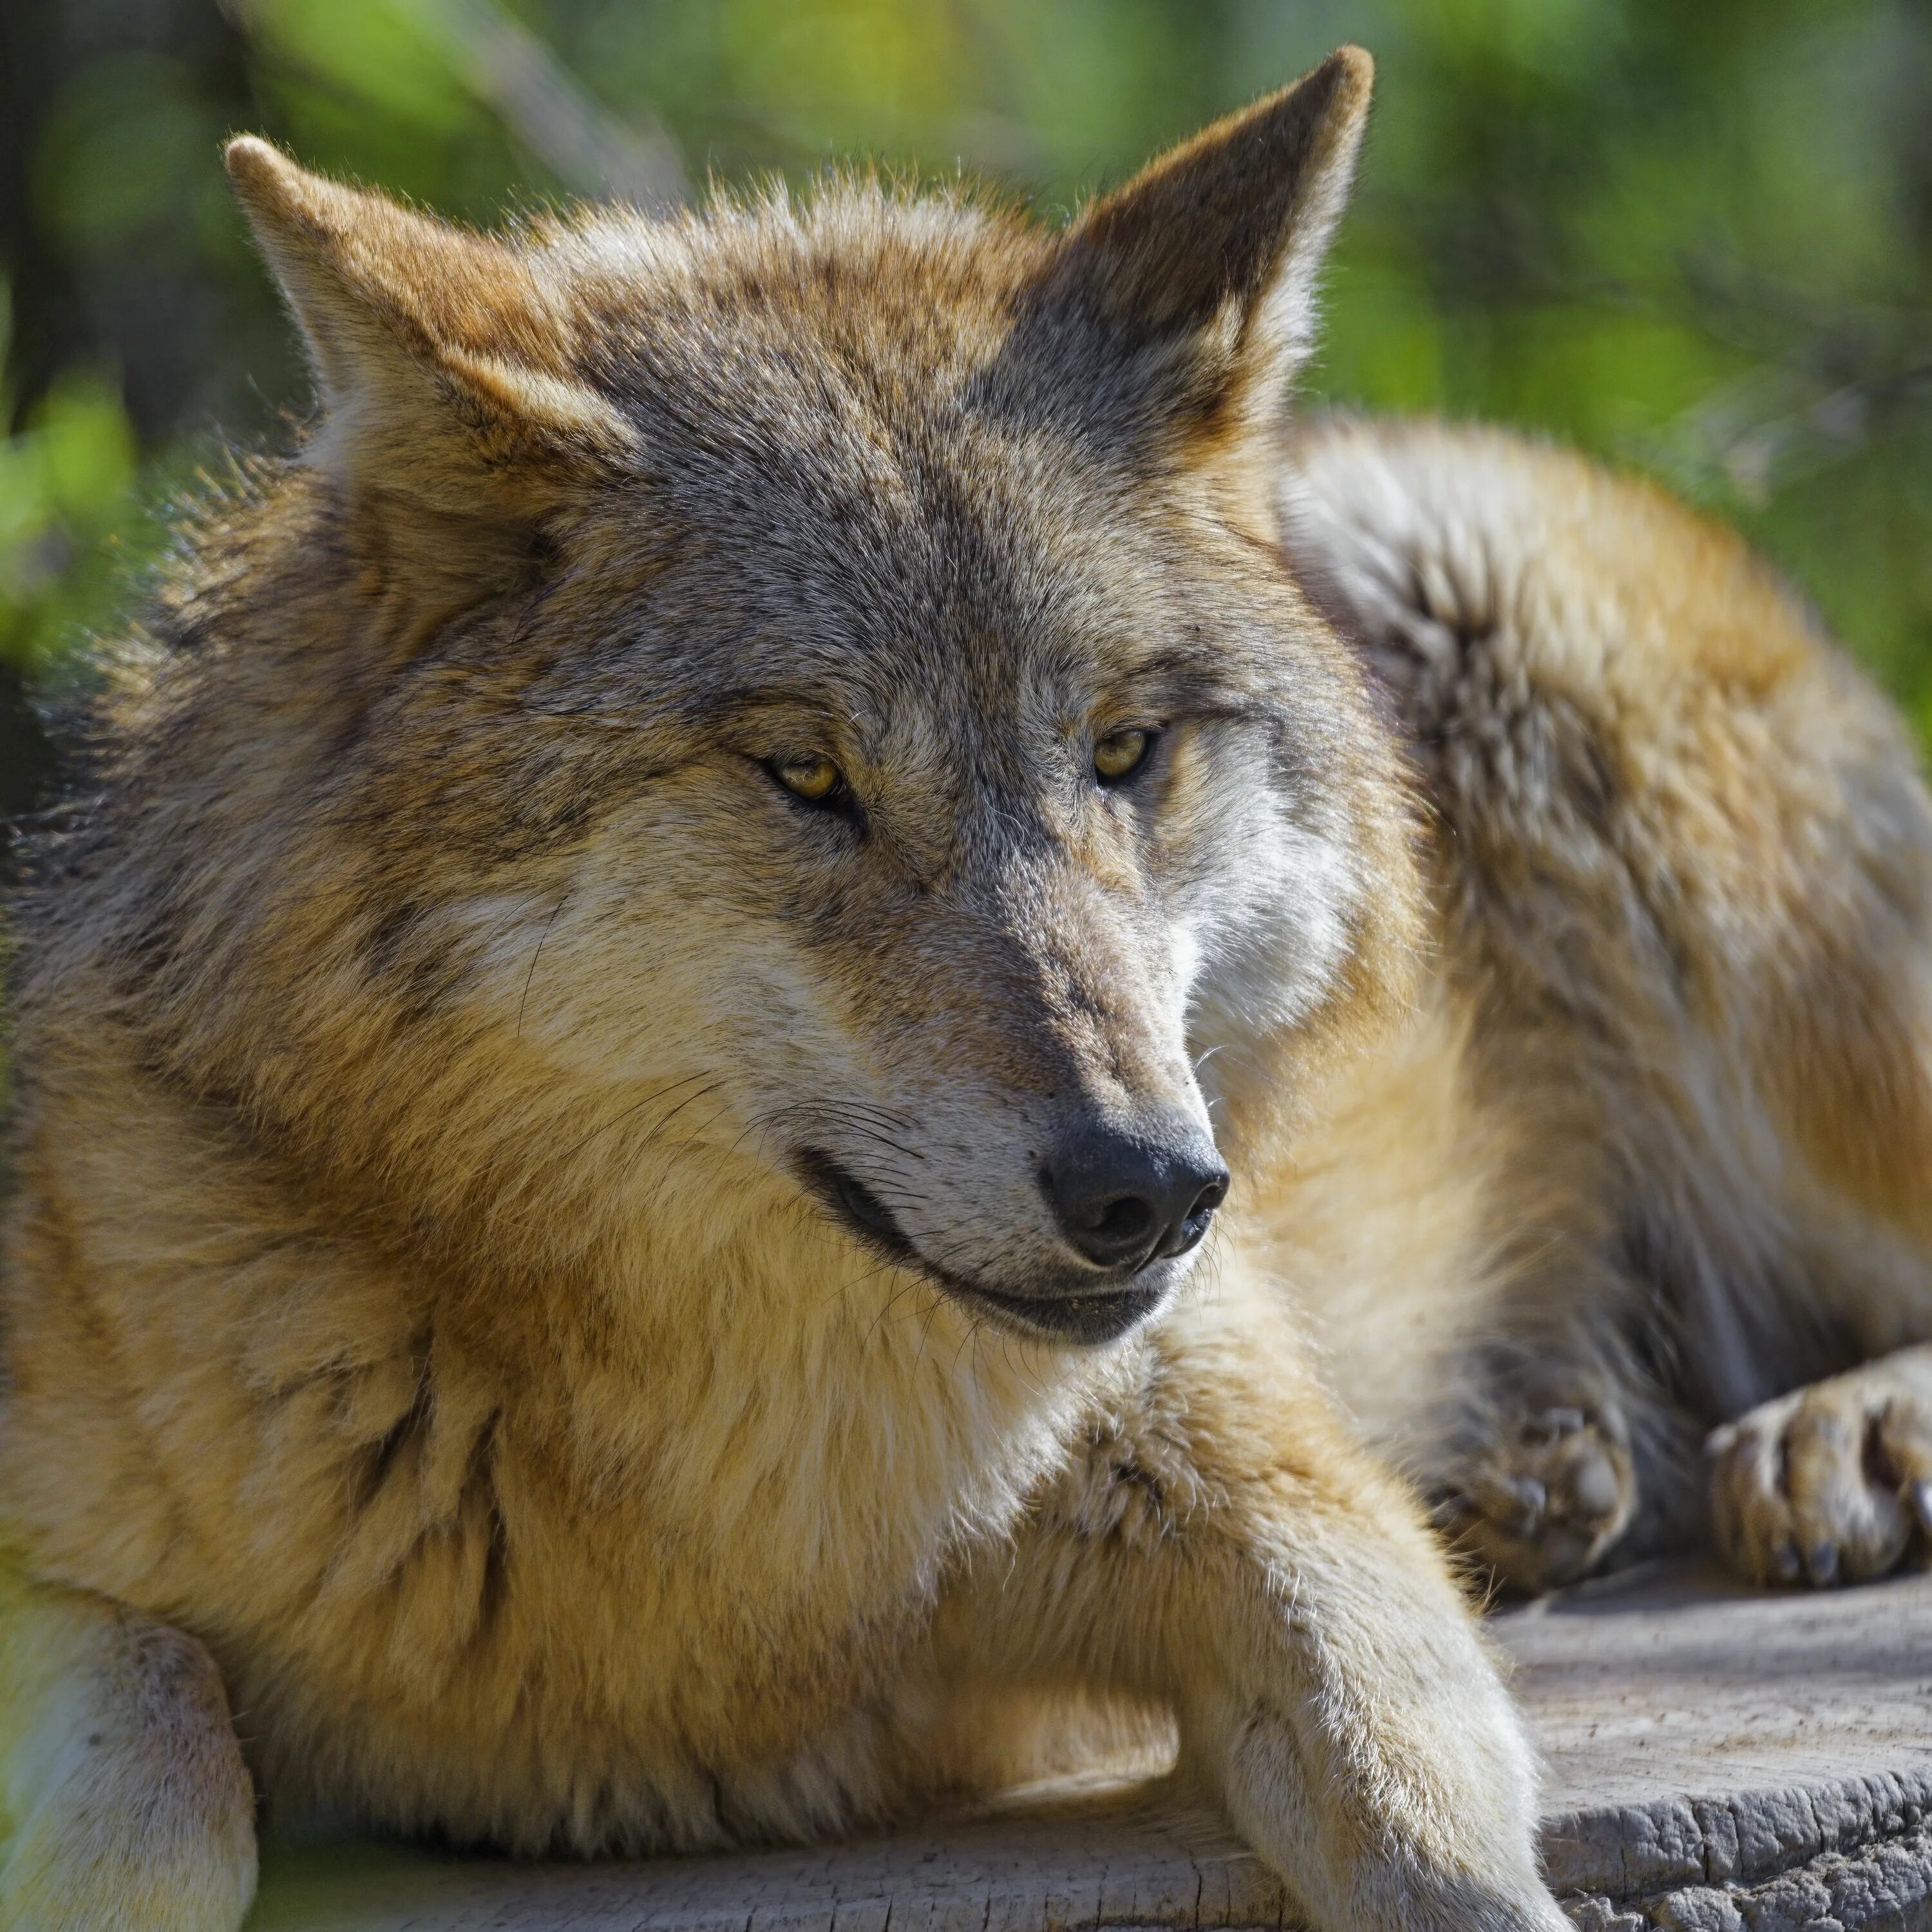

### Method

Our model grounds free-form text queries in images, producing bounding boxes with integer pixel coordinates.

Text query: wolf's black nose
[1043,1120,1229,1271]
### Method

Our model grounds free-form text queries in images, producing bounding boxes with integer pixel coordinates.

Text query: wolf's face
[513,371,1376,1342]
[217,55,1416,1345]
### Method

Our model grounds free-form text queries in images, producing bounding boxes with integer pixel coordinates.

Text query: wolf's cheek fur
[1185,802,1367,1090]
[1126,721,1375,1143]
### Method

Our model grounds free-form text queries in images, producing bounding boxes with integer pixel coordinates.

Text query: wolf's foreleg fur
[938,1301,1565,1932]
[0,1562,254,1931]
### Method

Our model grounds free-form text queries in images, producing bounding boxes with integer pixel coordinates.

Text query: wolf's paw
[1215,1694,1571,1932]
[0,1589,256,1932]
[1709,1355,1932,1588]
[1436,1386,1636,1596]
[1337,1864,1575,1932]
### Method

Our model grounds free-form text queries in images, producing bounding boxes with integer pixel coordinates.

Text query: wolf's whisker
[516,892,571,1041]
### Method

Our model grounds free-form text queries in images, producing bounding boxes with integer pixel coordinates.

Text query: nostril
[1191,1174,1228,1218]
[1057,1184,1161,1269]
[1088,1194,1156,1246]
[1160,1171,1228,1260]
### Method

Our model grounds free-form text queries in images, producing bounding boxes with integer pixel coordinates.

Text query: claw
[1570,1452,1621,1519]
[1912,1479,1932,1537]
[1774,1541,1801,1583]
[1806,1540,1840,1587]
[1504,1475,1547,1532]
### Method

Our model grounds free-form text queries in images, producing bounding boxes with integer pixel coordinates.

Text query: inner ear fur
[1048,46,1373,443]
[225,138,635,633]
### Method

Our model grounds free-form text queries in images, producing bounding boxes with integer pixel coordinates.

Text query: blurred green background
[3,0,1930,838]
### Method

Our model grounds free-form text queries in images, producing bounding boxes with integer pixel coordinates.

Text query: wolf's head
[97,50,1415,1352]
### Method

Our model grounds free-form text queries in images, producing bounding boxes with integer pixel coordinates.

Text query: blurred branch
[1643,252,1932,504]
[1676,257,1928,382]
[1646,358,1932,506]
[408,0,685,210]
[223,0,687,211]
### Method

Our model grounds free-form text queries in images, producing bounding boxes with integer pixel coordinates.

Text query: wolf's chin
[795,1150,1175,1346]
[951,1278,1173,1345]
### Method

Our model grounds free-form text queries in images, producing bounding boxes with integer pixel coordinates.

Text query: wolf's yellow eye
[770,754,845,804]
[1093,728,1154,785]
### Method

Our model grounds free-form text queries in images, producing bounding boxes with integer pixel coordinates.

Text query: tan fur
[6,42,1929,1932]
[1282,418,1932,1590]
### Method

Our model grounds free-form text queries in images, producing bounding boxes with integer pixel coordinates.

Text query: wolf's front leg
[1709,1344,1932,1587]
[1175,1518,1564,1932]
[940,1334,1566,1932]
[0,1564,256,1931]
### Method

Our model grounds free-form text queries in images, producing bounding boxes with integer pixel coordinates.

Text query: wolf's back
[1281,415,1834,721]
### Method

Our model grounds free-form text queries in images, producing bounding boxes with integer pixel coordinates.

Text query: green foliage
[0,289,140,677]
[3,0,1929,760]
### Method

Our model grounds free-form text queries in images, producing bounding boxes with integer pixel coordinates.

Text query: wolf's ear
[225,139,632,625]
[1047,48,1371,444]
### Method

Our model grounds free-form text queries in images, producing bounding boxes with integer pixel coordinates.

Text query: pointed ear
[1049,48,1372,442]
[225,139,634,626]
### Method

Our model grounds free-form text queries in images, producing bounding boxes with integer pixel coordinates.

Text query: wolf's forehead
[612,310,1029,531]
[581,209,1070,519]
[677,452,1158,720]
[569,214,1227,716]
[611,386,1232,750]
[621,363,1121,671]
[632,481,1163,772]
[676,578,1134,746]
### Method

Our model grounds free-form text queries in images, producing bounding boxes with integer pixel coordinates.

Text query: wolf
[3,42,1929,1932]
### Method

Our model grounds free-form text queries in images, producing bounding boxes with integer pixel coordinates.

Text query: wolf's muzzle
[797,1132,1219,1347]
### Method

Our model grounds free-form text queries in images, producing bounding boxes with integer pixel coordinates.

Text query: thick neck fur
[10,920,1121,1835]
